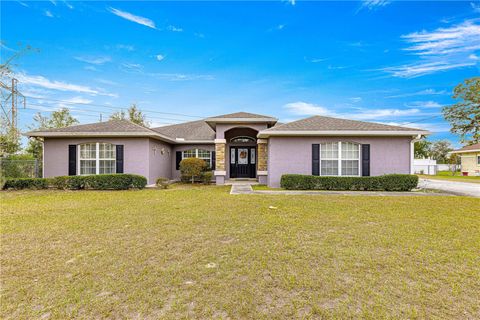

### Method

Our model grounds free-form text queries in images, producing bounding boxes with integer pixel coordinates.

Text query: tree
[430,140,453,164]
[26,108,79,160]
[179,158,207,184]
[414,138,431,159]
[443,77,480,144]
[110,104,150,127]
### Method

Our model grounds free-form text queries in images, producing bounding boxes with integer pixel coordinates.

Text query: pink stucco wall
[171,144,215,179]
[43,137,170,184]
[267,136,413,187]
[149,139,173,182]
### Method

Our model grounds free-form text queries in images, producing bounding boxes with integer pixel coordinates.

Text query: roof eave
[257,130,431,138]
[450,149,480,154]
[24,131,177,143]
[205,117,278,129]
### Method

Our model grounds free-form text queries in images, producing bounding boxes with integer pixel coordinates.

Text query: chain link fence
[0,159,41,179]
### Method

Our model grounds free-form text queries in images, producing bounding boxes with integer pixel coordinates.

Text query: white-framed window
[182,148,212,168]
[319,142,360,176]
[230,136,255,143]
[477,155,480,165]
[79,142,116,175]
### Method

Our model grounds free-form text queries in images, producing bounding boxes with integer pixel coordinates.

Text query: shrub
[156,177,170,189]
[84,174,147,190]
[51,176,85,190]
[180,158,207,183]
[2,174,147,191]
[280,174,418,192]
[200,171,213,185]
[3,178,49,190]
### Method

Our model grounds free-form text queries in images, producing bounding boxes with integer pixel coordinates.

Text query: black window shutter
[312,144,320,176]
[68,145,77,176]
[211,151,216,170]
[116,145,124,173]
[176,151,182,170]
[361,144,370,176]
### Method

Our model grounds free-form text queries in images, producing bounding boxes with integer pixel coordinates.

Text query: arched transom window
[182,148,212,168]
[79,143,116,175]
[230,136,255,143]
[320,142,360,176]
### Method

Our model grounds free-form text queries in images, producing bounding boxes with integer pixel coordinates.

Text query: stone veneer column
[214,139,226,184]
[257,138,268,184]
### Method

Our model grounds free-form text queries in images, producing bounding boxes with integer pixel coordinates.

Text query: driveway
[419,178,480,197]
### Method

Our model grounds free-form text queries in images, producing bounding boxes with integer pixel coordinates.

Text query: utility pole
[0,77,26,131]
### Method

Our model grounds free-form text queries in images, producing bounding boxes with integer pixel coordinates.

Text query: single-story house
[26,112,429,187]
[450,143,480,176]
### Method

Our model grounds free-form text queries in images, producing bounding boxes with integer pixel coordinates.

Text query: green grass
[1,187,479,319]
[418,171,480,184]
[251,184,283,191]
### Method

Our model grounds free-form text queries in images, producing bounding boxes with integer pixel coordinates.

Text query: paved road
[419,178,480,197]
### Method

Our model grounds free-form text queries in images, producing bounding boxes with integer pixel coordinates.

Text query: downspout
[410,134,422,174]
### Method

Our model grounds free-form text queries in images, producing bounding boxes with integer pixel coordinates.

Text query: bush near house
[180,158,212,184]
[3,178,49,190]
[156,177,170,189]
[2,174,147,190]
[280,174,419,191]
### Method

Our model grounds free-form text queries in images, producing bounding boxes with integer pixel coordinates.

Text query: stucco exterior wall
[267,136,413,187]
[148,139,173,182]
[43,137,151,181]
[215,123,268,139]
[171,144,215,179]
[460,152,480,175]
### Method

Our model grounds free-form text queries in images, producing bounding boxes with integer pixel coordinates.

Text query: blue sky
[2,0,480,146]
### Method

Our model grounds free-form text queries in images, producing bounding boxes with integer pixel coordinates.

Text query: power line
[24,95,205,119]
[400,114,444,126]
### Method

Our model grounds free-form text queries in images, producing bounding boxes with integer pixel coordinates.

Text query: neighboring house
[450,143,480,176]
[26,112,429,187]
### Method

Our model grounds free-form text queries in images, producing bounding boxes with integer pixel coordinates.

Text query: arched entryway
[225,127,258,178]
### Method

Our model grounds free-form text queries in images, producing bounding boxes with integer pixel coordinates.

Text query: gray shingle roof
[263,115,427,132]
[207,112,276,119]
[27,119,154,134]
[152,120,215,141]
[452,143,480,153]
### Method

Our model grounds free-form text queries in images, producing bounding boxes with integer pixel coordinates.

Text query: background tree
[430,140,453,164]
[414,138,432,159]
[443,77,480,144]
[110,104,150,127]
[26,108,79,160]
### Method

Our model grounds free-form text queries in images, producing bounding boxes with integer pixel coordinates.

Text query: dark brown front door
[230,147,256,178]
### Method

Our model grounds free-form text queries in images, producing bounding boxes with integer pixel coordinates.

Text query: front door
[230,147,256,178]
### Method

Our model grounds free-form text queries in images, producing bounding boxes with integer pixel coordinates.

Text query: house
[26,112,429,187]
[450,143,480,176]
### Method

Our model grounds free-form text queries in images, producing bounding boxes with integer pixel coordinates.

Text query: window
[477,155,480,165]
[320,142,339,176]
[319,142,360,176]
[79,143,116,175]
[182,148,212,168]
[230,136,255,143]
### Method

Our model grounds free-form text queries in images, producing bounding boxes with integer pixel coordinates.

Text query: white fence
[413,159,460,175]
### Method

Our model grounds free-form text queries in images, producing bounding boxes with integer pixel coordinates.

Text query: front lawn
[1,187,479,319]
[418,171,480,184]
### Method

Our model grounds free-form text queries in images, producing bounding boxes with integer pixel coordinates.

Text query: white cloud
[17,73,115,97]
[383,19,480,78]
[469,53,479,60]
[309,58,325,63]
[387,89,447,98]
[108,7,156,29]
[95,78,119,86]
[405,101,443,109]
[44,10,54,18]
[359,0,391,11]
[286,0,295,6]
[284,101,420,121]
[17,1,29,7]
[194,32,205,38]
[64,2,73,9]
[349,97,362,103]
[383,61,475,78]
[74,56,111,65]
[120,62,144,73]
[277,24,285,30]
[119,63,213,81]
[116,44,135,51]
[167,25,183,32]
[156,54,165,61]
[84,66,98,71]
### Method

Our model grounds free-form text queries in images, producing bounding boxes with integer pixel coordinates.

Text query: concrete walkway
[229,181,454,197]
[419,178,480,198]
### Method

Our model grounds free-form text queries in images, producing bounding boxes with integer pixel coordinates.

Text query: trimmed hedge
[280,174,418,191]
[3,178,49,190]
[2,174,147,190]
